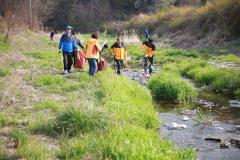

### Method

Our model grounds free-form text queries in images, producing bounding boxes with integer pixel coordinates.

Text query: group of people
[58,25,156,76]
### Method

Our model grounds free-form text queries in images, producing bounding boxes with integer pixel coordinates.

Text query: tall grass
[10,129,47,160]
[148,72,197,103]
[54,107,111,136]
[97,70,158,129]
[182,61,240,96]
[58,125,196,160]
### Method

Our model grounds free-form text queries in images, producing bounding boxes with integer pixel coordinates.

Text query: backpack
[74,51,86,69]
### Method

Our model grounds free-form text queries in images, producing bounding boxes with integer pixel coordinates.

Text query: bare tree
[0,0,22,41]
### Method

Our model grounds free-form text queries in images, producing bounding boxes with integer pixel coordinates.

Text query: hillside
[121,0,240,53]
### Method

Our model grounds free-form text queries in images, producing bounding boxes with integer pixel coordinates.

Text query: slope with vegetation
[123,0,240,52]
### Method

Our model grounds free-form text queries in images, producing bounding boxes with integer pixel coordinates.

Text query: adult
[58,25,78,74]
[85,33,102,76]
[142,38,156,76]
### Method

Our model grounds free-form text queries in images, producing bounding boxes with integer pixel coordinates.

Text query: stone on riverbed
[229,100,240,108]
[168,122,187,130]
[182,115,191,121]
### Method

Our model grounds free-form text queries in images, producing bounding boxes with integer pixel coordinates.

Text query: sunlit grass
[149,71,197,103]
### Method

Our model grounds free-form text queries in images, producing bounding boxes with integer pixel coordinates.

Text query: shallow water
[122,68,240,160]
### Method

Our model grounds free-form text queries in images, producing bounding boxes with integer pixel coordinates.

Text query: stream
[122,68,240,160]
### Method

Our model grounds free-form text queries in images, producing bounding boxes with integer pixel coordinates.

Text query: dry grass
[127,0,240,40]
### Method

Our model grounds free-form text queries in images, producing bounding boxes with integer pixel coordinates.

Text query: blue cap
[66,25,73,30]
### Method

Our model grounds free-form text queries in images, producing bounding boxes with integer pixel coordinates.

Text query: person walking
[142,38,156,76]
[72,32,84,49]
[58,25,78,74]
[85,33,102,76]
[50,31,55,41]
[110,38,127,75]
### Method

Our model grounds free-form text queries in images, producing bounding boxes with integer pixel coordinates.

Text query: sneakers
[144,73,151,78]
[63,70,68,74]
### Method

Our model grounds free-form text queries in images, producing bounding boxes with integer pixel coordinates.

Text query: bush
[148,72,197,103]
[54,107,111,136]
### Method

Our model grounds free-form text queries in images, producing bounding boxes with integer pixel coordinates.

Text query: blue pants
[87,58,97,76]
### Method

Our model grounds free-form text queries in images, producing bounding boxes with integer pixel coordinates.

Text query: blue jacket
[58,33,78,53]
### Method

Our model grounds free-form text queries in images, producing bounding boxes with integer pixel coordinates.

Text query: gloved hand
[103,44,108,49]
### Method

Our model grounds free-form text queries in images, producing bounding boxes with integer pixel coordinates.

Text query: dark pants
[87,58,97,76]
[115,59,123,75]
[144,56,153,74]
[63,52,74,71]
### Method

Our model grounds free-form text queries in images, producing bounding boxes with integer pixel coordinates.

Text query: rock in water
[182,115,190,121]
[230,139,240,148]
[229,100,240,108]
[168,122,187,130]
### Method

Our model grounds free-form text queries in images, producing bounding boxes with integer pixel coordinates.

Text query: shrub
[148,72,197,103]
[54,107,111,136]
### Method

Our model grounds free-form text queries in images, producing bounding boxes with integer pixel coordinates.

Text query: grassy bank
[149,72,197,103]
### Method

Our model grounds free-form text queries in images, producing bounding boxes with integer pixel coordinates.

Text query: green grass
[214,54,240,64]
[182,61,240,96]
[54,107,111,136]
[56,70,196,159]
[58,125,196,160]
[234,88,240,98]
[35,75,65,87]
[148,72,197,103]
[0,36,11,53]
[165,49,199,58]
[97,70,158,129]
[10,129,48,160]
[33,100,64,112]
[0,113,12,127]
[0,68,11,77]
[186,65,223,85]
